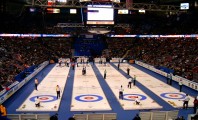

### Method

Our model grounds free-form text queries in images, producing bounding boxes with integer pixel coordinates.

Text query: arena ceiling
[3,0,196,15]
[11,0,193,5]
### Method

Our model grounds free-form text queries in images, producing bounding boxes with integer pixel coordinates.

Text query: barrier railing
[74,113,116,120]
[139,110,179,120]
[7,114,50,120]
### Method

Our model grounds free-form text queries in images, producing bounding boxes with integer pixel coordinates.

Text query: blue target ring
[160,93,186,99]
[75,94,103,102]
[123,94,147,101]
[29,95,57,103]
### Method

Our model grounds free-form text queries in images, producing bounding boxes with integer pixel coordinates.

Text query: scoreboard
[86,5,114,25]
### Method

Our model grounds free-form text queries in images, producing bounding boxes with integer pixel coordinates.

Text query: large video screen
[180,3,189,10]
[87,5,114,25]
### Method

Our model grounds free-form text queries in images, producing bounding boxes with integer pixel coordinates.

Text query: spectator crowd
[104,37,198,81]
[0,37,72,91]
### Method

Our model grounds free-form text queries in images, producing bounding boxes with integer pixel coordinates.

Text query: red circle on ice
[85,97,94,100]
[39,97,49,100]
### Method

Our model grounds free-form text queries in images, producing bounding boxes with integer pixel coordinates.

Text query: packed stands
[105,38,134,58]
[0,37,72,91]
[105,37,198,81]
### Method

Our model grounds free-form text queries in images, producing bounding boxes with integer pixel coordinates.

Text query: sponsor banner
[0,34,71,37]
[0,95,5,103]
[172,75,180,82]
[5,89,15,99]
[8,81,19,89]
[0,89,6,96]
[94,58,107,63]
[1,34,198,38]
[175,75,198,90]
[17,80,26,89]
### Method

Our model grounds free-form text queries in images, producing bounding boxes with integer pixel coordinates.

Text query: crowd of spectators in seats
[105,37,198,81]
[0,37,72,91]
[106,38,134,57]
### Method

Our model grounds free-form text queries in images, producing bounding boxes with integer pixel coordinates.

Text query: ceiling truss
[29,0,181,12]
[55,23,131,27]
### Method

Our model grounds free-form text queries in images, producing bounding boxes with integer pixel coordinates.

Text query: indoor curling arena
[1,57,198,120]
